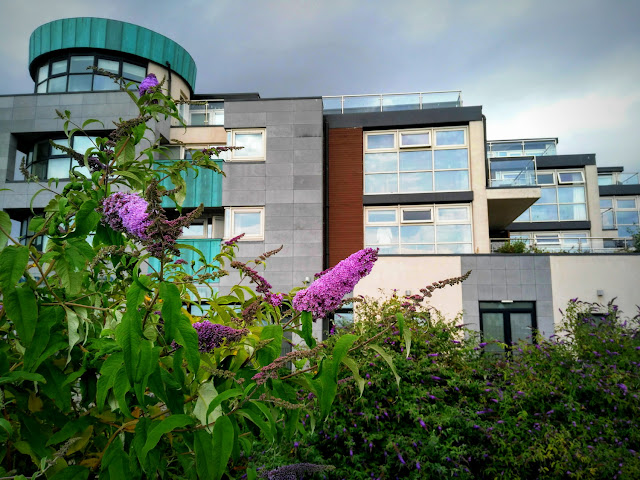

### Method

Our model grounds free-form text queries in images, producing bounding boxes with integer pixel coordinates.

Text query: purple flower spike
[101,192,151,240]
[418,418,426,429]
[293,248,378,318]
[139,73,159,96]
[398,454,405,465]
[192,321,249,353]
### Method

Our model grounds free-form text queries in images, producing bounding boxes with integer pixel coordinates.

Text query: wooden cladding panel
[328,127,364,267]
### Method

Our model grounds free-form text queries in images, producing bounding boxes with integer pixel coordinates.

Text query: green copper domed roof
[29,17,197,91]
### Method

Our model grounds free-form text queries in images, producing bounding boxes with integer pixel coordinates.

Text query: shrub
[261,296,640,479]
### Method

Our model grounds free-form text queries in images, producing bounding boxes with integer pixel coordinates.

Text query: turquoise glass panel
[157,160,223,209]
[148,239,221,283]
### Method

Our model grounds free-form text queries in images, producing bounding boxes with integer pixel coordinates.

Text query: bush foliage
[263,297,640,479]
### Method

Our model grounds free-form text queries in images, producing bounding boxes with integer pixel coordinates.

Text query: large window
[480,301,536,353]
[176,100,224,126]
[225,207,264,241]
[515,169,587,222]
[364,204,472,254]
[35,54,146,93]
[364,128,469,194]
[29,136,98,180]
[181,216,224,239]
[601,196,639,237]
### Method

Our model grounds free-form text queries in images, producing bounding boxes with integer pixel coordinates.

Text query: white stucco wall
[549,255,640,325]
[354,256,464,321]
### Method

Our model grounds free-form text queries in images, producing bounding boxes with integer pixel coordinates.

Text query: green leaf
[256,325,283,367]
[341,357,365,396]
[97,352,124,410]
[194,430,215,480]
[396,312,405,339]
[3,284,38,346]
[68,200,99,238]
[0,245,29,292]
[49,465,90,480]
[210,415,234,480]
[367,344,400,388]
[0,371,46,386]
[117,282,145,384]
[115,137,135,166]
[0,211,11,249]
[82,118,104,129]
[331,334,359,379]
[300,311,316,348]
[204,388,243,421]
[46,417,91,446]
[236,408,273,442]
[161,282,200,373]
[0,418,12,435]
[140,414,194,461]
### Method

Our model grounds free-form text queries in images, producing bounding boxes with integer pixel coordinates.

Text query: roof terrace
[322,90,462,114]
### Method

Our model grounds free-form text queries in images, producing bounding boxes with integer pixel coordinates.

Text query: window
[601,196,640,237]
[364,204,472,254]
[180,216,224,239]
[34,54,147,94]
[557,171,585,184]
[364,128,469,194]
[480,301,536,353]
[10,217,48,252]
[176,100,224,126]
[515,169,587,223]
[221,130,266,161]
[225,208,264,241]
[28,136,98,180]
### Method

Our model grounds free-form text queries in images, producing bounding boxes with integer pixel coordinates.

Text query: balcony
[487,139,557,158]
[156,158,223,209]
[322,91,462,114]
[491,236,636,253]
[489,157,537,188]
[598,172,639,186]
[148,238,222,282]
[172,100,224,126]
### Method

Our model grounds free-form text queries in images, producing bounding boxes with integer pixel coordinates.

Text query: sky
[0,0,638,171]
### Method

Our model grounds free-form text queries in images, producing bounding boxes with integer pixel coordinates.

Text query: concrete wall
[354,256,464,322]
[549,255,640,324]
[461,255,555,337]
[468,119,490,253]
[218,98,324,327]
[148,62,192,100]
[0,92,152,210]
[584,164,604,239]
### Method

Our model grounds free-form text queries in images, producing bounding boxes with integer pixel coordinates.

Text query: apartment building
[1,18,639,347]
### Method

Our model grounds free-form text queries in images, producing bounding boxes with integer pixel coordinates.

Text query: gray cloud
[0,0,637,171]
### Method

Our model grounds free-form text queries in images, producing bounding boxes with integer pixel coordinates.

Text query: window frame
[363,127,470,195]
[479,301,537,352]
[557,171,585,185]
[226,207,265,241]
[364,204,473,254]
[228,129,266,162]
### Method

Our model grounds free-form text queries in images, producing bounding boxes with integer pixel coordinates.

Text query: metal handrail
[322,90,463,113]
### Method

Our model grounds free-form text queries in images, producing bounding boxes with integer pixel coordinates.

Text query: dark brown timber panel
[328,127,364,267]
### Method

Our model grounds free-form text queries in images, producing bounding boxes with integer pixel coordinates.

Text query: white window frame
[400,207,433,223]
[363,127,469,195]
[229,129,266,162]
[536,172,556,185]
[225,207,265,241]
[364,204,473,254]
[399,130,431,148]
[557,171,585,184]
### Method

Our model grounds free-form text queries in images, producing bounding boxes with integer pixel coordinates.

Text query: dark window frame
[34,52,147,94]
[479,301,537,349]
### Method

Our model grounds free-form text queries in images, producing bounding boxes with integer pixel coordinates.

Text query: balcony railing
[491,236,636,253]
[598,172,639,186]
[487,139,557,158]
[489,157,537,187]
[172,100,224,126]
[322,90,462,114]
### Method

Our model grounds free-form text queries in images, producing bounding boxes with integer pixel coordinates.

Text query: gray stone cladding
[460,254,554,338]
[219,99,324,315]
[0,92,166,210]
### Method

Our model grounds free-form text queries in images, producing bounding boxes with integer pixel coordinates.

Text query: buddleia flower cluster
[138,73,159,96]
[192,321,249,353]
[292,248,378,319]
[101,192,151,239]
